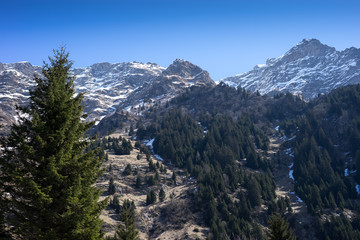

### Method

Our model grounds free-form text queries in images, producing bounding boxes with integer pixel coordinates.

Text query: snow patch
[256,64,266,68]
[280,135,287,141]
[356,185,360,195]
[153,154,163,161]
[285,148,294,158]
[288,135,296,141]
[289,162,294,180]
[349,61,357,67]
[345,168,356,176]
[94,115,106,125]
[145,138,155,150]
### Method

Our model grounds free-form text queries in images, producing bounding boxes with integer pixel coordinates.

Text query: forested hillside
[135,83,360,239]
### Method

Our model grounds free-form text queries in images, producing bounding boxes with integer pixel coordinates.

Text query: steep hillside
[130,83,360,239]
[94,132,207,239]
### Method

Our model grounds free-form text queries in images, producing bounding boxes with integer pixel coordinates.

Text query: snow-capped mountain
[222,39,360,100]
[0,59,214,135]
[73,61,165,122]
[115,59,214,111]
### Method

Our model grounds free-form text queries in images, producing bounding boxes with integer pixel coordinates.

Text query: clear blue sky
[1,0,360,80]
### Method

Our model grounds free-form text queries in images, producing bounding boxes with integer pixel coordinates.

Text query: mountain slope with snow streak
[0,59,214,134]
[222,39,360,100]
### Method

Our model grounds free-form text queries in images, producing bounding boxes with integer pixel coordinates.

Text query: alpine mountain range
[1,38,359,134]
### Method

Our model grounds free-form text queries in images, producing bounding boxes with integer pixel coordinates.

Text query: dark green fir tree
[0,47,106,240]
[159,188,165,202]
[115,200,139,240]
[267,214,296,240]
[109,177,116,195]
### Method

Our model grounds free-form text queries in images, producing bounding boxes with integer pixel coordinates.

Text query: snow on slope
[72,62,165,121]
[0,61,164,132]
[222,39,360,100]
[0,59,215,135]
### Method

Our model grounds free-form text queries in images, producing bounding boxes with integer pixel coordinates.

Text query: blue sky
[1,0,360,80]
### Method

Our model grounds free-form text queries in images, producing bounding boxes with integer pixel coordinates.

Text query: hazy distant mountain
[222,39,360,100]
[0,59,214,134]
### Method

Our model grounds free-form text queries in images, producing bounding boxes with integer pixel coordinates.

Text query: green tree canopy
[0,47,105,239]
[267,214,296,240]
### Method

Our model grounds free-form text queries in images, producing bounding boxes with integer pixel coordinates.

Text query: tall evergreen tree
[159,188,165,202]
[248,177,261,208]
[115,200,138,240]
[109,177,116,195]
[0,48,105,239]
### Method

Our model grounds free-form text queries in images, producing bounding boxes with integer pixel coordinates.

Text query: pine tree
[109,177,116,195]
[115,200,139,240]
[172,171,177,185]
[0,48,105,239]
[146,190,157,205]
[267,214,296,240]
[0,197,9,239]
[129,123,134,137]
[328,192,337,209]
[135,176,142,189]
[248,177,261,208]
[159,188,165,202]
[123,163,132,176]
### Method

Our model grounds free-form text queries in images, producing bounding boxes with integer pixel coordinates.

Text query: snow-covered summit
[222,39,360,100]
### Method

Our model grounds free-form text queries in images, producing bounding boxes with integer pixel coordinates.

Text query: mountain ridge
[2,38,360,134]
[222,38,360,100]
[0,59,214,135]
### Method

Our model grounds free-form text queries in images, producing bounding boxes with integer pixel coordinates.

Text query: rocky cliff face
[0,59,214,135]
[72,61,165,122]
[0,62,42,133]
[116,59,215,110]
[222,39,360,100]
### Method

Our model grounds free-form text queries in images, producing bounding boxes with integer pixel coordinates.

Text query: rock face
[0,62,42,133]
[0,59,214,134]
[222,39,360,100]
[72,61,165,122]
[116,59,215,110]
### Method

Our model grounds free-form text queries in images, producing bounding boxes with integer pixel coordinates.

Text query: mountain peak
[173,58,187,64]
[284,38,336,60]
[222,39,360,100]
[298,38,321,46]
[163,59,204,78]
